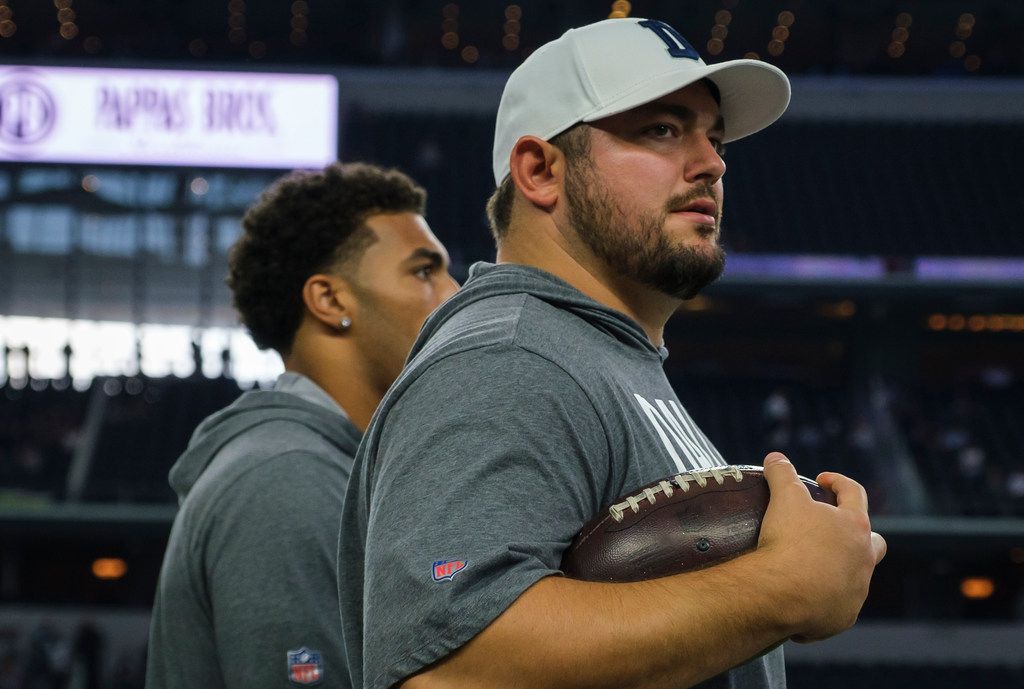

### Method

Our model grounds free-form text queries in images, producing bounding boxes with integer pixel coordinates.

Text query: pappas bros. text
[96,86,276,133]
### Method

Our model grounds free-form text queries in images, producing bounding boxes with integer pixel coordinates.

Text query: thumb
[762,452,799,489]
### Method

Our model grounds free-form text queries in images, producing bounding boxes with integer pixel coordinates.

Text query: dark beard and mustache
[564,162,726,300]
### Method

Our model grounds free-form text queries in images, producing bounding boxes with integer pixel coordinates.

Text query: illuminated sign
[0,65,337,169]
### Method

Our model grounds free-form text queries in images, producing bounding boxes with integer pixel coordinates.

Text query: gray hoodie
[338,262,782,689]
[148,374,360,689]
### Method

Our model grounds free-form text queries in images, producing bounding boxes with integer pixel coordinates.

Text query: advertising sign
[0,65,337,169]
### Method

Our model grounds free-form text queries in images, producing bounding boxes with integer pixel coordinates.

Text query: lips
[678,197,717,217]
[670,197,718,229]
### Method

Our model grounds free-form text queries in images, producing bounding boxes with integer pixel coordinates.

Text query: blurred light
[442,3,459,20]
[1010,316,1024,332]
[611,0,632,14]
[291,0,308,13]
[947,314,966,330]
[228,14,245,29]
[441,31,459,50]
[291,15,308,31]
[93,558,127,580]
[1010,547,1024,565]
[125,377,144,395]
[772,26,790,41]
[959,13,975,27]
[967,314,985,331]
[54,0,72,9]
[103,378,122,396]
[609,10,627,19]
[289,31,307,46]
[887,41,905,58]
[706,38,724,55]
[895,12,913,28]
[83,35,102,53]
[744,51,760,60]
[778,11,795,27]
[57,7,74,22]
[964,54,981,71]
[986,315,1006,332]
[955,24,972,39]
[229,27,246,44]
[835,300,856,317]
[505,4,521,21]
[442,18,457,32]
[960,577,995,600]
[0,7,11,22]
[59,22,78,40]
[190,177,209,196]
[189,38,208,56]
[81,174,100,192]
[460,45,479,63]
[504,20,520,34]
[502,34,519,51]
[949,41,966,58]
[892,27,909,42]
[715,10,732,26]
[711,24,728,40]
[0,19,14,38]
[248,40,266,59]
[227,0,245,12]
[767,39,785,56]
[927,314,946,330]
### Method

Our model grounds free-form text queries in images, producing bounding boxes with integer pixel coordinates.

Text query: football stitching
[608,466,746,523]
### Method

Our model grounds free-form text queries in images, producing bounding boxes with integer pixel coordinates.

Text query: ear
[508,135,564,211]
[301,273,355,333]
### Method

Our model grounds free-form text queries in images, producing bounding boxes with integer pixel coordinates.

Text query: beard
[564,162,726,300]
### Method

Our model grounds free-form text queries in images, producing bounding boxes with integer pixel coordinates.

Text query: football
[560,465,836,582]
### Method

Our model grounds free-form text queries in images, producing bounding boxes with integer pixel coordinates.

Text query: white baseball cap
[492,17,791,184]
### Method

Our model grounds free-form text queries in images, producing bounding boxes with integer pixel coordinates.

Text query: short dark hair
[486,124,591,241]
[227,162,426,354]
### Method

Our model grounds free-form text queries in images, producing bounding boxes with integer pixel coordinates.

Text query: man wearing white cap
[338,17,886,689]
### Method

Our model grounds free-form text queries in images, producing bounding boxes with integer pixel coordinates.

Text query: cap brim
[580,59,790,144]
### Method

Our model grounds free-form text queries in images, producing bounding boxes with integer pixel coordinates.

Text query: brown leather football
[561,465,836,582]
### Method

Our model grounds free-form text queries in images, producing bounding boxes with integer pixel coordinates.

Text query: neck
[496,220,680,347]
[282,325,380,432]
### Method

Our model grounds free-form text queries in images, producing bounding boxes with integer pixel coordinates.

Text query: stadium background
[1,0,1023,686]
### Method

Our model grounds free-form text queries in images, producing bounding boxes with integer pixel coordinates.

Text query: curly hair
[227,162,426,354]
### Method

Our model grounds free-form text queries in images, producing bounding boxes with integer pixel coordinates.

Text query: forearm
[404,550,795,689]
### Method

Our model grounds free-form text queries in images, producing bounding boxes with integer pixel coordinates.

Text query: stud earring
[339,316,352,331]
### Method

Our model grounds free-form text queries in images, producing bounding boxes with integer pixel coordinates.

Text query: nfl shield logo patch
[287,647,323,685]
[432,559,468,582]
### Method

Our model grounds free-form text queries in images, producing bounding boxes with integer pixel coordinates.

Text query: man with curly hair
[147,162,457,689]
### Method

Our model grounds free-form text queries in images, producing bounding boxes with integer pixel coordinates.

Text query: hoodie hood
[410,262,665,363]
[168,389,361,499]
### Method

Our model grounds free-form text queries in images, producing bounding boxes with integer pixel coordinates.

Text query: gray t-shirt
[338,262,784,689]
[148,373,360,689]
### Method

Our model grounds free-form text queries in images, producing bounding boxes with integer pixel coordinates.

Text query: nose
[685,136,726,184]
[439,273,460,301]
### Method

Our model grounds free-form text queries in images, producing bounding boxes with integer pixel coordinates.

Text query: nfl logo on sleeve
[431,558,468,582]
[287,647,323,685]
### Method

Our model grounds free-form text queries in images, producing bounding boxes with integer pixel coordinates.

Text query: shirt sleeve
[203,451,350,689]
[361,344,611,689]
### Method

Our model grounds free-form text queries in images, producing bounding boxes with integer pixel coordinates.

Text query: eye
[414,265,435,280]
[710,137,726,157]
[646,123,677,138]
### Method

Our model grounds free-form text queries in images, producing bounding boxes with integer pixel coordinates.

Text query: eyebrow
[646,103,725,135]
[405,247,447,267]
